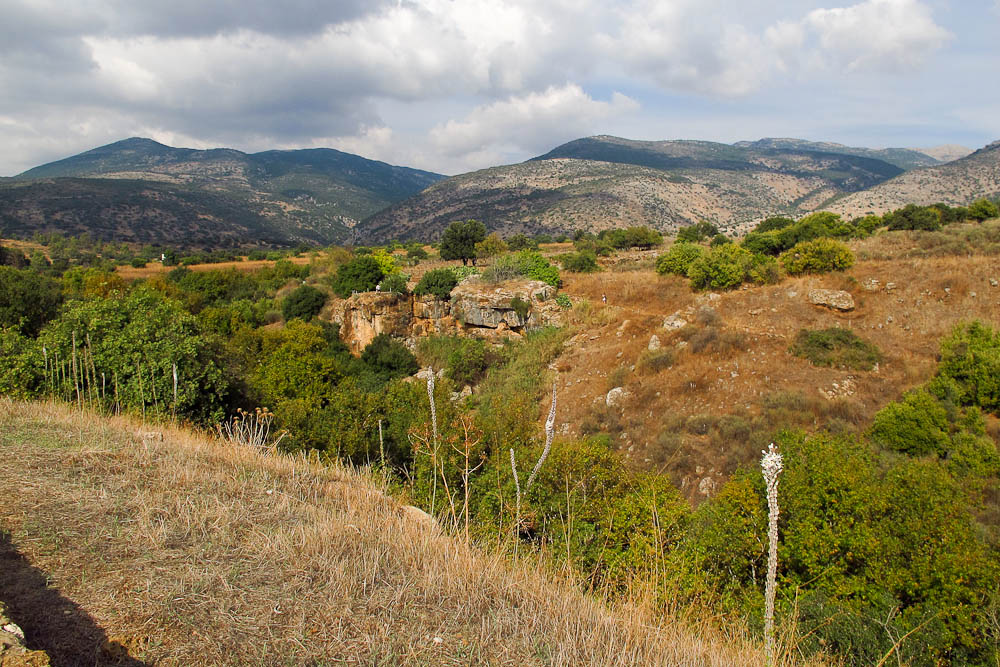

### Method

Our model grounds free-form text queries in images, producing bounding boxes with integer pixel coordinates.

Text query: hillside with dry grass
[549,221,1000,497]
[827,141,1000,218]
[0,399,787,666]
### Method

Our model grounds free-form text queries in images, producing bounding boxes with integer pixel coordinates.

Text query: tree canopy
[440,219,487,266]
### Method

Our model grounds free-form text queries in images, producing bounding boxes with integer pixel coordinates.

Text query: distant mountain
[826,140,1000,218]
[912,144,973,164]
[359,135,905,242]
[733,138,942,171]
[4,138,443,247]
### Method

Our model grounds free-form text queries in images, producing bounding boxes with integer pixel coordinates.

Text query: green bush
[655,242,704,276]
[413,268,459,300]
[968,198,999,222]
[790,328,881,371]
[676,221,718,242]
[282,284,326,321]
[558,250,600,273]
[379,273,409,295]
[513,251,560,286]
[686,243,755,289]
[779,238,854,275]
[361,333,419,380]
[0,267,63,336]
[130,257,147,268]
[331,256,384,297]
[445,337,503,386]
[937,320,1000,412]
[636,347,674,375]
[555,293,572,308]
[510,296,530,322]
[870,388,953,456]
[884,204,942,231]
[754,216,795,233]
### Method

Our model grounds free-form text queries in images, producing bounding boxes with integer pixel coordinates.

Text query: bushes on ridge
[655,242,704,276]
[414,268,459,300]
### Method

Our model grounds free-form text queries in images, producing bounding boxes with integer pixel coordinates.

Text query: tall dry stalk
[510,447,521,552]
[426,369,439,516]
[761,442,784,665]
[526,382,557,492]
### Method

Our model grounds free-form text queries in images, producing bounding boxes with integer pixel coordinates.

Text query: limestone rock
[648,334,661,351]
[400,505,438,530]
[807,289,855,311]
[663,314,688,331]
[606,387,630,408]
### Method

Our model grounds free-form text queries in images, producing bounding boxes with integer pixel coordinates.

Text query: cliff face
[328,279,563,354]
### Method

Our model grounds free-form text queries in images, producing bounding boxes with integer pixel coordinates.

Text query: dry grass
[0,399,796,666]
[114,254,315,280]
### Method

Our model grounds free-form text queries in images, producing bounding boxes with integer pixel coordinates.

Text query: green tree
[330,256,384,297]
[779,238,854,275]
[282,285,327,321]
[968,198,999,222]
[0,267,64,336]
[361,333,419,381]
[414,268,459,300]
[440,219,488,266]
[475,233,508,260]
[686,243,755,289]
[655,242,705,276]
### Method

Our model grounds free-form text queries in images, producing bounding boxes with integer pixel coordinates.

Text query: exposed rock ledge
[328,279,563,354]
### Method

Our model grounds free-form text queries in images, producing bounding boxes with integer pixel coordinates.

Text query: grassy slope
[0,400,777,666]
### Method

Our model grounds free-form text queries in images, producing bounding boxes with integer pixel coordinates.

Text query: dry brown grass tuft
[0,399,801,666]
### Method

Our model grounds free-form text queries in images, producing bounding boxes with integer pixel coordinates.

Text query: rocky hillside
[2,138,443,247]
[358,135,907,242]
[826,141,1000,218]
[732,137,946,170]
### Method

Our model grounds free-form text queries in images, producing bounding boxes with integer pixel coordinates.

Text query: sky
[2,0,998,176]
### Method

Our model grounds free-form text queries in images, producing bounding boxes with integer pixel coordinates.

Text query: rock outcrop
[1,601,49,666]
[807,289,855,311]
[328,279,563,354]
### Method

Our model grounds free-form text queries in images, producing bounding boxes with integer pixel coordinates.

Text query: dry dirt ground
[0,400,794,666]
[554,244,1000,497]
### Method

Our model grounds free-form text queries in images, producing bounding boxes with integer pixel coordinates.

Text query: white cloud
[0,0,971,176]
[803,0,952,71]
[430,85,638,159]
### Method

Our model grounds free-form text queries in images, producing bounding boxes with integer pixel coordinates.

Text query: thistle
[761,442,784,665]
[526,382,556,492]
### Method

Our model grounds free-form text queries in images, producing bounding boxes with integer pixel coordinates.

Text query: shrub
[747,255,782,284]
[790,328,882,371]
[937,320,1000,413]
[869,388,952,456]
[331,256,384,297]
[555,293,572,308]
[513,251,560,286]
[601,226,663,249]
[779,238,854,275]
[282,284,327,321]
[0,267,64,336]
[969,198,1000,222]
[506,234,538,251]
[361,333,418,380]
[636,348,674,375]
[406,246,429,261]
[884,204,942,231]
[510,296,530,322]
[740,231,786,256]
[413,268,458,300]
[379,272,409,294]
[130,257,147,268]
[558,250,600,273]
[371,249,400,276]
[655,243,704,276]
[755,216,795,233]
[475,233,507,260]
[709,233,731,247]
[446,338,503,385]
[676,221,718,242]
[687,243,755,289]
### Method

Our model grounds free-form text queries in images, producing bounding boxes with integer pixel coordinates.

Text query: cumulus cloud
[0,0,967,175]
[803,0,952,71]
[430,85,639,158]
